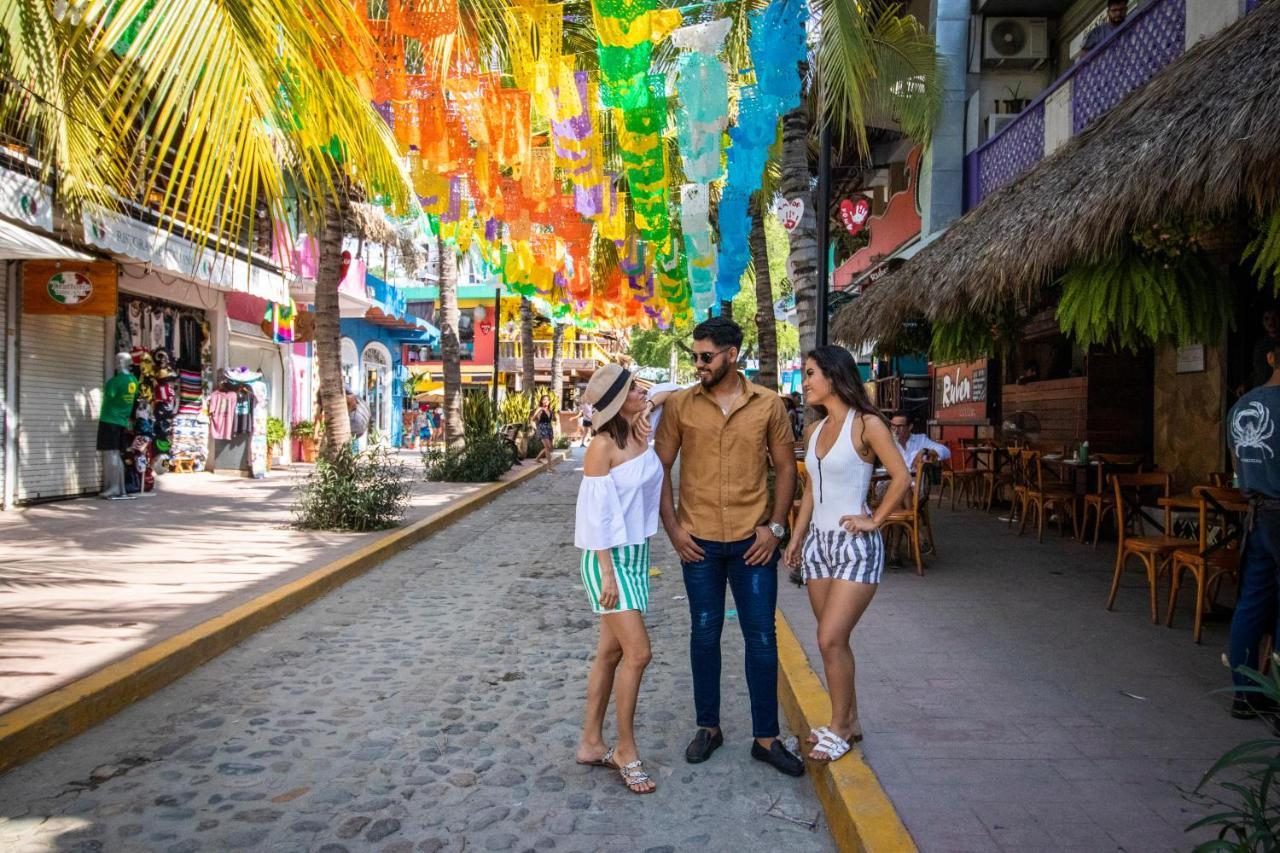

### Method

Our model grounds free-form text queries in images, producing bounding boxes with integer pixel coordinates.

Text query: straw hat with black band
[583,364,635,427]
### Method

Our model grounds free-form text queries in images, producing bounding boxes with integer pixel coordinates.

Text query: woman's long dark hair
[805,345,882,421]
[598,413,632,450]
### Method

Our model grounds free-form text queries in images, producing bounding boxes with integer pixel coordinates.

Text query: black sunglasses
[694,348,731,365]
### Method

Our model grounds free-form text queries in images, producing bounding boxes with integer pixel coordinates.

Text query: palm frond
[110,0,410,231]
[1,0,127,214]
[814,0,942,153]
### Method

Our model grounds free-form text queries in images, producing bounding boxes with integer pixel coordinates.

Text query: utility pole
[815,118,832,347]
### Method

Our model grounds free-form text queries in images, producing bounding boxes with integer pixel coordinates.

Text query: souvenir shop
[12,259,115,503]
[112,291,212,493]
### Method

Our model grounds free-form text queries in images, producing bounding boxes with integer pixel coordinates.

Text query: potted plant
[1001,83,1029,114]
[291,419,318,463]
[266,417,286,468]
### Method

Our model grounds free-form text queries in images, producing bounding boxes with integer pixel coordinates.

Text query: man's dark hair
[1107,0,1126,5]
[692,316,743,350]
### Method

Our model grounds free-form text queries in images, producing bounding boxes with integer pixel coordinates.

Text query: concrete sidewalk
[0,453,538,714]
[778,504,1257,852]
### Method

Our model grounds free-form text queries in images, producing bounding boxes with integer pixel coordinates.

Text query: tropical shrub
[423,434,518,482]
[499,392,532,426]
[294,446,412,531]
[462,392,498,440]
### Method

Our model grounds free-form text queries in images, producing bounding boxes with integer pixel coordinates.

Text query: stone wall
[1153,342,1226,492]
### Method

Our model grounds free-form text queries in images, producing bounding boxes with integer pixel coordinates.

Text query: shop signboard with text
[931,359,988,423]
[81,205,289,304]
[22,260,118,315]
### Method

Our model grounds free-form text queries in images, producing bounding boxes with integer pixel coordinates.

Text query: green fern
[1056,252,1231,351]
[1246,210,1280,294]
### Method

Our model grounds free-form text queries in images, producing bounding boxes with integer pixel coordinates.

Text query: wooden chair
[916,451,940,557]
[1080,453,1144,547]
[882,455,933,575]
[1208,472,1232,487]
[1003,448,1029,529]
[1018,450,1079,543]
[1105,473,1193,623]
[1166,486,1243,643]
[982,444,1022,512]
[937,439,983,510]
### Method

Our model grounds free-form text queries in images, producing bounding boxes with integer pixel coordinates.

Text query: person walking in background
[1227,338,1280,724]
[574,365,663,794]
[654,317,803,777]
[784,396,804,441]
[531,394,555,465]
[785,346,910,762]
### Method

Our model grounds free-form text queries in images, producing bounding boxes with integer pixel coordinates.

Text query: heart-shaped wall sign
[778,198,804,232]
[839,198,871,236]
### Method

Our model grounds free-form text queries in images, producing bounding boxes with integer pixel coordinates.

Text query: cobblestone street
[0,460,832,853]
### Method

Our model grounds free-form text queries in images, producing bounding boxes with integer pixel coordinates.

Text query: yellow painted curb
[776,609,917,853]
[0,462,548,777]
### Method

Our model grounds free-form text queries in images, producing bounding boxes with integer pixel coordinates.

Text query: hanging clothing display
[210,369,266,478]
[115,293,211,477]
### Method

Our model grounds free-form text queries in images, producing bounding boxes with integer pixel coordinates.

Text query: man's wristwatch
[767,522,787,539]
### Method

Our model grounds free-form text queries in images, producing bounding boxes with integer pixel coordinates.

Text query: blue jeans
[682,535,780,738]
[1229,510,1280,692]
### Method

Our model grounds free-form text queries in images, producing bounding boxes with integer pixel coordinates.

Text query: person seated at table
[890,412,951,469]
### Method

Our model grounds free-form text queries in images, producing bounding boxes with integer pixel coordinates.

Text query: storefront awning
[832,3,1280,347]
[81,205,290,304]
[0,220,93,261]
[363,308,440,342]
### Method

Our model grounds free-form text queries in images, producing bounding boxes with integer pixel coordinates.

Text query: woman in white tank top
[783,346,911,763]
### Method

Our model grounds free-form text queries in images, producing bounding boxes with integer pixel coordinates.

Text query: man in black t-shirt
[1228,336,1280,720]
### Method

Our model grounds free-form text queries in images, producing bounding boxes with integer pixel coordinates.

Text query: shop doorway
[361,342,393,445]
[340,338,359,395]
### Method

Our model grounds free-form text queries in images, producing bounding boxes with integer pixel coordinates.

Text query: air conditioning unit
[986,113,1018,139]
[983,17,1049,67]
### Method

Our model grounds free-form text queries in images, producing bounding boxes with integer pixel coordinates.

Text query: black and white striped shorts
[801,527,884,584]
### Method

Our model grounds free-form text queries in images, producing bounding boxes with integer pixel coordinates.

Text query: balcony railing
[498,340,613,364]
[965,0,1188,209]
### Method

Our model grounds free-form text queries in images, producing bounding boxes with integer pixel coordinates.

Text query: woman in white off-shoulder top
[573,364,662,795]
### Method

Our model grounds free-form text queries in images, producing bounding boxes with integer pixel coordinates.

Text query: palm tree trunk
[751,196,779,392]
[438,240,464,449]
[315,183,351,458]
[549,321,565,435]
[781,105,820,356]
[520,296,536,397]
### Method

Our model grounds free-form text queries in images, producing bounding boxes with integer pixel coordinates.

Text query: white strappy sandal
[808,726,852,762]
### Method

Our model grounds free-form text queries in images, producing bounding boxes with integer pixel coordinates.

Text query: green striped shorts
[580,541,651,615]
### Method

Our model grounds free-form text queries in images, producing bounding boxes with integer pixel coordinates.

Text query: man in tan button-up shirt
[654,317,801,777]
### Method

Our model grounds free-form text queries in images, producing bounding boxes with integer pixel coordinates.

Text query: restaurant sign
[932,359,988,423]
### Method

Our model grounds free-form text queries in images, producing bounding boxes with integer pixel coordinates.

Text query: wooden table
[1158,488,1248,556]
[1159,492,1248,512]
[1046,457,1104,493]
[966,446,1005,472]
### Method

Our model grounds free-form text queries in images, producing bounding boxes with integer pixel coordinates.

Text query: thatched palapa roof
[833,1,1280,347]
